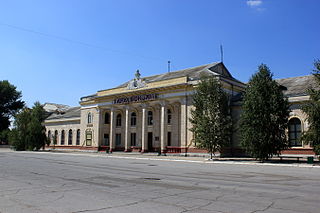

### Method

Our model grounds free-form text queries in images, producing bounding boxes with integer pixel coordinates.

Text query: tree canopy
[302,60,320,155]
[9,102,48,151]
[190,76,232,159]
[0,80,24,131]
[240,64,290,161]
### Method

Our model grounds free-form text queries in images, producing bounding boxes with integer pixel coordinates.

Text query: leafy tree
[190,76,232,159]
[0,80,24,131]
[302,60,320,155]
[9,102,47,151]
[240,64,290,161]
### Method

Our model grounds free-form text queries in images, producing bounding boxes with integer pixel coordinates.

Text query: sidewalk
[47,149,320,168]
[1,146,319,168]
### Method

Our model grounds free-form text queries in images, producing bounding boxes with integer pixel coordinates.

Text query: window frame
[68,129,73,145]
[116,114,122,127]
[147,111,153,126]
[288,118,302,147]
[131,112,137,126]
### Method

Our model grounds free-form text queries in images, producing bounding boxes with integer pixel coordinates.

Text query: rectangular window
[167,132,172,146]
[104,134,109,146]
[86,131,92,146]
[116,134,121,146]
[130,133,136,146]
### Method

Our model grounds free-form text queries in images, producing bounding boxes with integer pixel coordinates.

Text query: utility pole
[220,44,224,63]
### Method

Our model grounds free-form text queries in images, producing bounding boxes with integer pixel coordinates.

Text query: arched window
[48,131,51,144]
[68,129,73,145]
[116,114,122,127]
[87,112,92,124]
[131,112,137,126]
[61,130,65,145]
[54,130,58,145]
[289,118,302,147]
[76,129,80,145]
[167,109,172,124]
[104,112,110,124]
[147,111,153,125]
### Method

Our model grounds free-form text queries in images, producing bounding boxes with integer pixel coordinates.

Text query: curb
[16,150,320,169]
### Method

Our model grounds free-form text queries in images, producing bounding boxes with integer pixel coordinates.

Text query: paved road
[0,150,319,213]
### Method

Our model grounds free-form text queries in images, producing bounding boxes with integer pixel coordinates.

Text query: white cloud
[246,0,263,7]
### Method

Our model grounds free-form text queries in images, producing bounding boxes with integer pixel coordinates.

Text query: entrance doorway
[147,132,153,152]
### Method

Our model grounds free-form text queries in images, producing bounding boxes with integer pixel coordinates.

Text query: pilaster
[124,106,130,152]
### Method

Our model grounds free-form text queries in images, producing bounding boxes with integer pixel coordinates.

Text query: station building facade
[44,62,317,155]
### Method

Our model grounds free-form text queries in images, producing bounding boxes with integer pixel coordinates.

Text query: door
[147,132,153,152]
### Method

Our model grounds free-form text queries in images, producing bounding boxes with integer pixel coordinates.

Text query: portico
[97,98,185,153]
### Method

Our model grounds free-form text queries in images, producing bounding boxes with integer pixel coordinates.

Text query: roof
[46,106,81,120]
[114,62,243,89]
[43,103,70,112]
[276,75,319,97]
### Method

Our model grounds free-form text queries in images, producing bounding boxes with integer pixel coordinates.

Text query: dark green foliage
[9,102,47,151]
[0,80,24,131]
[240,64,290,161]
[0,129,10,144]
[190,76,232,159]
[302,60,320,155]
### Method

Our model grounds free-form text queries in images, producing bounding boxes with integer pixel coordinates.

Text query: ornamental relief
[127,70,147,90]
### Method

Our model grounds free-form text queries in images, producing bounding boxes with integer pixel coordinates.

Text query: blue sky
[0,0,319,107]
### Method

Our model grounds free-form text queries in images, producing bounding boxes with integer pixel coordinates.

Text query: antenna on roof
[220,44,224,63]
[168,60,171,72]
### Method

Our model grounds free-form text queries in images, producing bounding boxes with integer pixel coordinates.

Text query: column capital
[180,97,187,105]
[140,103,149,109]
[159,100,167,107]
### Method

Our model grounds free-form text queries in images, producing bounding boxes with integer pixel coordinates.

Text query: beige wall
[45,120,80,146]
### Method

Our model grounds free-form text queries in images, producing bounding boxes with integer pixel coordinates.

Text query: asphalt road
[0,150,319,213]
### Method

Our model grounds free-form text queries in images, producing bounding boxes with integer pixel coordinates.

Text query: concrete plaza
[0,149,319,213]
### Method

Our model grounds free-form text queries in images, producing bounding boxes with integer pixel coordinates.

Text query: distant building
[43,62,317,155]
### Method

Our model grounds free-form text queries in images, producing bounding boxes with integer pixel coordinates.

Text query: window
[86,130,92,146]
[116,134,121,146]
[116,114,122,127]
[54,130,58,145]
[289,118,302,147]
[87,112,92,124]
[147,111,153,125]
[48,131,51,144]
[104,134,110,146]
[76,129,80,145]
[68,129,73,145]
[131,112,137,126]
[167,109,172,124]
[131,133,136,146]
[104,112,110,124]
[61,130,65,145]
[167,132,172,146]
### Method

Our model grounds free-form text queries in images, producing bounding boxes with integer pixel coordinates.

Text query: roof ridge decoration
[127,69,147,90]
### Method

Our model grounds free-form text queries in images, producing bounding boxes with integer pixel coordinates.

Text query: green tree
[0,80,24,131]
[9,102,47,151]
[302,60,320,155]
[190,76,232,159]
[240,64,290,161]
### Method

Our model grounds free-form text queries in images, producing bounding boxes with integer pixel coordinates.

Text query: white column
[96,107,102,147]
[160,101,167,153]
[109,108,115,152]
[124,106,130,152]
[141,104,147,152]
[180,98,187,151]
